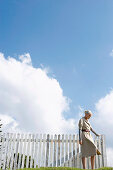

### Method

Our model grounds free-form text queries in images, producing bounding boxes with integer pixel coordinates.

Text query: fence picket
[21,133,27,169]
[69,134,72,167]
[38,134,42,168]
[50,134,53,167]
[34,134,38,168]
[42,134,46,167]
[10,133,16,170]
[57,134,60,166]
[101,135,107,167]
[53,134,57,167]
[65,134,68,167]
[72,134,75,167]
[14,133,20,170]
[6,133,13,168]
[94,136,99,169]
[46,134,49,167]
[26,134,31,168]
[18,133,24,169]
[76,134,79,168]
[61,134,64,166]
[30,133,35,168]
[98,135,102,168]
[0,133,6,169]
[2,133,9,169]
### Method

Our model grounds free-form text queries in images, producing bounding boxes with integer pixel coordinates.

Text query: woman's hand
[97,134,101,137]
[79,140,82,145]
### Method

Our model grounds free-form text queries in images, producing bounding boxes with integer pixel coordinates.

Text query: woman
[78,110,101,169]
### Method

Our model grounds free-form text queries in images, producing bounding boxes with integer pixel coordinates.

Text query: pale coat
[78,116,99,158]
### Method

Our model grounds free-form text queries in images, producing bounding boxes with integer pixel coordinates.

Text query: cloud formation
[0,52,76,134]
[19,53,32,64]
[109,49,113,57]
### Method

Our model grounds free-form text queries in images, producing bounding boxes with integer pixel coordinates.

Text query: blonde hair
[84,110,92,116]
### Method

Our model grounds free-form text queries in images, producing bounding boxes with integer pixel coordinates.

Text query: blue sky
[1,0,113,119]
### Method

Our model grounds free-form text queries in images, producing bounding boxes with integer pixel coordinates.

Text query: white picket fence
[0,133,107,170]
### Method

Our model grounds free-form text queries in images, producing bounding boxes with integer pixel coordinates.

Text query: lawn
[18,167,113,170]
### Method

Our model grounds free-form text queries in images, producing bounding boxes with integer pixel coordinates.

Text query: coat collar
[82,116,90,125]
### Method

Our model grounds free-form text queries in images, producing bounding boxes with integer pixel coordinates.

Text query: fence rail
[0,133,107,170]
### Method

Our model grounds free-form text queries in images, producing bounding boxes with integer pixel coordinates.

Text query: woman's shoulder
[81,116,85,120]
[79,117,84,123]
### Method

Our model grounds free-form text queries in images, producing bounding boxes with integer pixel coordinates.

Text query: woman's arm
[90,127,100,136]
[78,119,83,143]
[79,129,82,144]
[79,129,82,141]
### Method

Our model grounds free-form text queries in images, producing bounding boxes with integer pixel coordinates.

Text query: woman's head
[84,110,92,119]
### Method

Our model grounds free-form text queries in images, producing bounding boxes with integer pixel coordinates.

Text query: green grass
[18,167,113,170]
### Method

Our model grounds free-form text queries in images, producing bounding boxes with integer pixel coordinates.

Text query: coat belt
[82,129,90,132]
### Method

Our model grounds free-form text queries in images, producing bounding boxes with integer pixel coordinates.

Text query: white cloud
[109,49,113,57]
[18,53,32,64]
[0,113,21,133]
[0,52,76,134]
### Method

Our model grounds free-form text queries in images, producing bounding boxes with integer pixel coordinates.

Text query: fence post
[101,135,107,167]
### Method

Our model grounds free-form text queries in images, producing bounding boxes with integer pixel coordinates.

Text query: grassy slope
[19,167,113,170]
